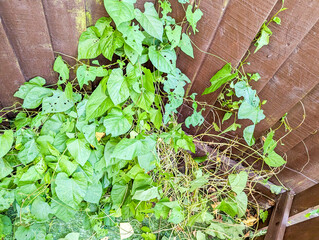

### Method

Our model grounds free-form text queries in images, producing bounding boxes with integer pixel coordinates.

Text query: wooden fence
[1,0,319,237]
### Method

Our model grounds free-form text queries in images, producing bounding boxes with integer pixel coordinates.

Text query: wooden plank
[284,216,319,240]
[0,18,25,107]
[254,21,319,137]
[273,84,319,154]
[187,0,278,107]
[177,0,229,128]
[0,0,55,83]
[272,131,319,194]
[179,0,277,135]
[271,166,317,195]
[264,191,294,240]
[246,0,319,94]
[42,0,87,60]
[85,0,155,26]
[85,0,107,26]
[290,182,319,216]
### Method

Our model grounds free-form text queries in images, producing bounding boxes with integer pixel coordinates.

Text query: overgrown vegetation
[0,0,288,239]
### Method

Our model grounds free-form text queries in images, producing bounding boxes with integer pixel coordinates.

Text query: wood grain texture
[85,0,107,26]
[273,84,319,154]
[180,0,277,135]
[264,191,294,240]
[245,0,319,93]
[0,0,55,83]
[254,21,319,137]
[0,18,26,107]
[290,182,319,216]
[42,0,87,60]
[187,0,278,105]
[284,216,319,240]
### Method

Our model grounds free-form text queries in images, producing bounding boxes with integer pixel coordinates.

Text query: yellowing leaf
[120,223,134,239]
[95,132,106,142]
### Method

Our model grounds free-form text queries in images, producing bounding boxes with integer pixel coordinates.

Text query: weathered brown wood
[284,216,319,240]
[0,0,55,83]
[264,191,294,240]
[187,0,278,106]
[85,0,107,26]
[254,21,319,137]
[42,0,86,60]
[179,0,278,135]
[290,182,319,217]
[0,18,25,107]
[271,166,317,194]
[272,131,319,194]
[273,84,319,154]
[246,0,319,94]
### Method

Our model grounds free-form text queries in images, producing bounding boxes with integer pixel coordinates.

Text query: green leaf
[18,139,40,165]
[196,230,206,240]
[243,124,256,146]
[103,108,133,137]
[118,22,145,56]
[111,183,128,207]
[67,138,91,166]
[22,87,53,109]
[202,63,237,95]
[273,17,281,24]
[218,200,238,217]
[55,172,88,208]
[76,65,97,89]
[165,25,182,49]
[54,56,69,85]
[84,176,102,204]
[163,201,184,224]
[78,26,101,60]
[186,5,203,34]
[0,158,12,180]
[179,33,194,58]
[0,130,13,158]
[149,108,162,129]
[228,171,248,194]
[148,46,176,73]
[107,68,129,105]
[263,130,277,154]
[0,215,12,238]
[31,197,53,221]
[185,110,204,128]
[254,24,272,53]
[51,198,77,222]
[129,68,155,111]
[0,189,14,211]
[135,2,163,41]
[104,0,135,27]
[236,192,248,217]
[205,222,245,239]
[234,81,260,106]
[14,76,46,100]
[59,233,80,240]
[100,27,124,61]
[15,224,47,240]
[132,187,160,201]
[270,184,283,194]
[250,72,261,81]
[59,156,78,176]
[264,151,286,167]
[222,112,232,124]
[86,78,114,120]
[42,90,74,114]
[154,198,170,219]
[238,100,265,124]
[260,210,268,222]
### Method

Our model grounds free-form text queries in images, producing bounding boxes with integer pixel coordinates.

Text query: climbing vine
[0,0,288,239]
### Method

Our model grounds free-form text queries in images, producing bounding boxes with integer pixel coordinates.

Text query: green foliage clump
[0,0,288,239]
